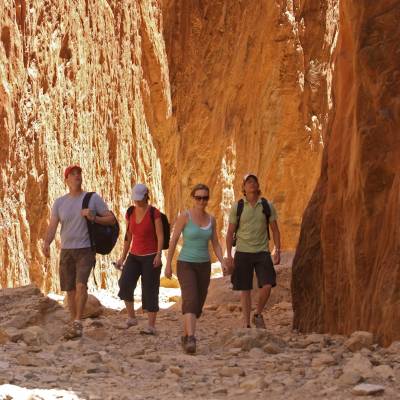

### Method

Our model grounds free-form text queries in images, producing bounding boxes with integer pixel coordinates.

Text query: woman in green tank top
[165,184,226,354]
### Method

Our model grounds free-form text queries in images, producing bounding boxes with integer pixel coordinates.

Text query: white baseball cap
[131,184,148,201]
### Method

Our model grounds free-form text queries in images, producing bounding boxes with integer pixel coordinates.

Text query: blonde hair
[190,183,210,197]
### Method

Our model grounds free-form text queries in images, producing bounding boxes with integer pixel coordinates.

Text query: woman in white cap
[115,184,164,334]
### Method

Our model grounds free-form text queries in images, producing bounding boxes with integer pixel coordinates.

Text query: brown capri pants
[177,260,211,318]
[59,248,96,291]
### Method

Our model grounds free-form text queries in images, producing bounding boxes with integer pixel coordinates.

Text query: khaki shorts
[59,248,96,291]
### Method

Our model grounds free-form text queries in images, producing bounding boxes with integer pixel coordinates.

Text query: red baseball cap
[64,165,82,179]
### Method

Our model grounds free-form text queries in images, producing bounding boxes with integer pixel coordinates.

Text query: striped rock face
[292,0,400,345]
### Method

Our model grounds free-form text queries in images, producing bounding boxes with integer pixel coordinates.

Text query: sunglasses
[194,195,209,201]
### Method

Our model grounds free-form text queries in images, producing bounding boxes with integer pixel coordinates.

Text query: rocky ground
[0,254,399,400]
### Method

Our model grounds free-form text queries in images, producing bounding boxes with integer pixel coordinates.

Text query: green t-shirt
[229,198,277,253]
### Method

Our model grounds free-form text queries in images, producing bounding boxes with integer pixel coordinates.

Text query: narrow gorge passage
[0,254,399,400]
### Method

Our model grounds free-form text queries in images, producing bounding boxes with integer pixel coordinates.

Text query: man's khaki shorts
[59,248,96,291]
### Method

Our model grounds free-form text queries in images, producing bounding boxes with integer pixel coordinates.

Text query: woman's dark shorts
[177,260,211,318]
[231,251,276,291]
[118,253,161,312]
[59,247,96,291]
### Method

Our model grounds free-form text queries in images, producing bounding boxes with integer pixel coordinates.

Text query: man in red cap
[43,165,115,339]
[226,173,281,329]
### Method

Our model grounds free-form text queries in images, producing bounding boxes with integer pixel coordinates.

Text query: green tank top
[178,211,213,263]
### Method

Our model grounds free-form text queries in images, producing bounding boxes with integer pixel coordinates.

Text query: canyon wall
[1,0,328,291]
[0,0,175,292]
[292,0,400,345]
[162,0,326,247]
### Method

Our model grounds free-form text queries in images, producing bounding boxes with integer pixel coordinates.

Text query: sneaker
[126,317,138,328]
[64,320,83,340]
[185,335,196,354]
[140,326,157,335]
[252,313,266,329]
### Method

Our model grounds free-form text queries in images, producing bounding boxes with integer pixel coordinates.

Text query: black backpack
[82,192,120,255]
[126,205,170,250]
[233,197,271,246]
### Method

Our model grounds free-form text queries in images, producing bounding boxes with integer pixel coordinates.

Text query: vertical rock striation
[0,0,175,291]
[162,0,325,248]
[292,1,400,345]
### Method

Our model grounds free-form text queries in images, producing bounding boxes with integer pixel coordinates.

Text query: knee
[76,283,87,294]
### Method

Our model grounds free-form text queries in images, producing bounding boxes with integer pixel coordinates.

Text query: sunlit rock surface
[292,1,400,345]
[0,0,174,291]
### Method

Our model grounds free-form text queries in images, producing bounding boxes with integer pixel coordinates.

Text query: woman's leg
[118,254,141,319]
[141,255,161,330]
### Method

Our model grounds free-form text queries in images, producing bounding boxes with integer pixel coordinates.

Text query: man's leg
[66,290,77,320]
[240,290,252,328]
[75,282,88,320]
[256,284,272,314]
[253,252,276,328]
[231,252,254,328]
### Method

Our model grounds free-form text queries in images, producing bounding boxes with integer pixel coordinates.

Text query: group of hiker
[43,165,281,354]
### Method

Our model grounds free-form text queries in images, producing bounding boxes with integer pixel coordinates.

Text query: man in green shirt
[226,174,281,328]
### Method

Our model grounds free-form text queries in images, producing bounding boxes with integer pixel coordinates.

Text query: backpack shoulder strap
[261,197,271,217]
[82,192,95,250]
[236,199,244,226]
[234,199,245,234]
[150,206,155,222]
[126,205,135,218]
[261,197,271,240]
[82,192,95,209]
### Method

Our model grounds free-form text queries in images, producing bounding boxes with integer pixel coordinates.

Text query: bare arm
[81,209,116,225]
[153,217,164,267]
[43,215,59,257]
[211,217,224,264]
[270,220,281,265]
[116,228,132,269]
[165,213,188,277]
[225,223,236,259]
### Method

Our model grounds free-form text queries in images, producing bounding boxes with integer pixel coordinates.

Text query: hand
[164,263,172,279]
[223,257,234,276]
[42,242,50,258]
[221,259,228,276]
[114,258,124,270]
[153,253,162,268]
[272,249,281,265]
[81,208,95,221]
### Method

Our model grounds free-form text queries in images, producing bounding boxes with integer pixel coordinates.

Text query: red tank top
[126,206,160,255]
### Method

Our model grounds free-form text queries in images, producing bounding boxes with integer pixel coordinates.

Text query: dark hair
[242,178,261,196]
[190,183,210,198]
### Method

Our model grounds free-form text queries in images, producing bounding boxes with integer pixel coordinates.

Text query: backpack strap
[261,197,271,240]
[82,192,95,250]
[125,205,135,241]
[233,199,245,242]
[150,206,157,232]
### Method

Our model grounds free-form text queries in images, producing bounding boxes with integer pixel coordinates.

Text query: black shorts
[118,253,161,312]
[231,251,276,291]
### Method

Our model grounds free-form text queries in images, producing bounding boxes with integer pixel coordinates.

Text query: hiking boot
[185,335,196,354]
[252,313,266,329]
[126,317,138,328]
[181,335,188,351]
[64,320,83,340]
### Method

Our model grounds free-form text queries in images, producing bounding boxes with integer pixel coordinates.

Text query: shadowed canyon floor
[0,255,399,400]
